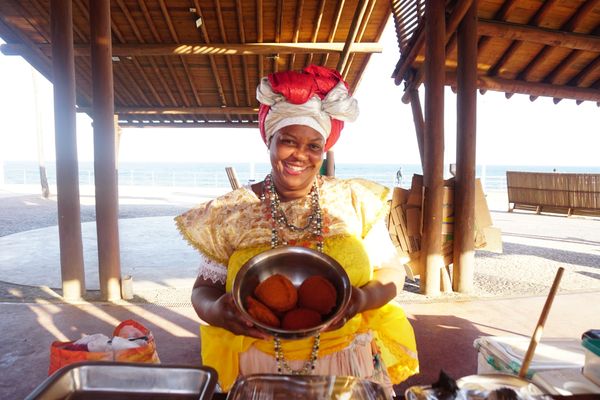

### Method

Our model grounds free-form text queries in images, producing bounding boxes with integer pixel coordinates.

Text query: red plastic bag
[48,319,160,375]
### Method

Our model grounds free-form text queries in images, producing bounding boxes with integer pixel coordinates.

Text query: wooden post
[421,0,446,296]
[90,0,122,301]
[326,150,335,177]
[32,70,50,198]
[453,0,477,292]
[409,89,425,171]
[50,0,85,300]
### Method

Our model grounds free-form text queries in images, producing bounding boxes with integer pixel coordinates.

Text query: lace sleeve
[198,253,227,285]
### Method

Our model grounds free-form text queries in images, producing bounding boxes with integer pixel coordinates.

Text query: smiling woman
[175,65,419,394]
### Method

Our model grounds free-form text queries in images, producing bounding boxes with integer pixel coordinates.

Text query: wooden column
[50,0,86,300]
[409,89,425,170]
[325,150,335,176]
[453,0,477,292]
[421,0,446,296]
[90,0,122,301]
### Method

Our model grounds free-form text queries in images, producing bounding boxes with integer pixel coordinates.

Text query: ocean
[3,161,600,192]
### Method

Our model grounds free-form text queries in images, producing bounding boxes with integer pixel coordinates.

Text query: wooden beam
[90,0,122,302]
[79,106,259,114]
[421,0,446,296]
[50,0,86,300]
[453,0,477,294]
[478,19,600,52]
[337,0,369,74]
[2,41,384,56]
[117,121,259,128]
[445,73,600,102]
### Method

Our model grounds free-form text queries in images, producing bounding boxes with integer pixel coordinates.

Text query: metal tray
[227,374,392,400]
[25,361,218,400]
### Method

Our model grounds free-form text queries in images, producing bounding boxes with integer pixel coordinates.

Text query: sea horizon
[3,160,600,193]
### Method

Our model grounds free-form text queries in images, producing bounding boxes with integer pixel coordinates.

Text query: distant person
[176,65,418,394]
[395,167,403,186]
[553,168,557,173]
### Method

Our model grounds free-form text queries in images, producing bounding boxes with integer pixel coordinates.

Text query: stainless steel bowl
[232,246,351,339]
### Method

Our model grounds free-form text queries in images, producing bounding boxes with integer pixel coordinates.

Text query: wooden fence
[506,171,600,216]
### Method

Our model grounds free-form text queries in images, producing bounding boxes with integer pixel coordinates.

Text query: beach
[1,183,599,305]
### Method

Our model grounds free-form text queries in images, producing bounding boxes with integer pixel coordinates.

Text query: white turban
[256,78,359,145]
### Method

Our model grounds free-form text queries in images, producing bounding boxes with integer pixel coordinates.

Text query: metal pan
[25,361,218,400]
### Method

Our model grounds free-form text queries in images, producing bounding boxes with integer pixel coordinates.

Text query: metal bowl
[232,246,351,339]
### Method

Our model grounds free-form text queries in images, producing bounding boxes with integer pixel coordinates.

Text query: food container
[25,361,218,400]
[232,246,351,339]
[405,373,544,400]
[582,330,600,387]
[227,374,391,400]
[474,335,585,377]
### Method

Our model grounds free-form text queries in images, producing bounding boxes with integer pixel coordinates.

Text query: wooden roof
[0,0,391,128]
[392,0,600,105]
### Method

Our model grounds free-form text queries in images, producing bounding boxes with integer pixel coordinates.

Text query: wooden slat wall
[507,171,600,215]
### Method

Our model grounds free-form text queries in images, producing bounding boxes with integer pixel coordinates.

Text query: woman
[176,65,418,393]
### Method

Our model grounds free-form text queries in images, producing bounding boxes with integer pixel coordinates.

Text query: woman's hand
[325,286,367,331]
[209,293,271,339]
[191,276,270,340]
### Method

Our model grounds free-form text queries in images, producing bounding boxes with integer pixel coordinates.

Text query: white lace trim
[198,253,227,285]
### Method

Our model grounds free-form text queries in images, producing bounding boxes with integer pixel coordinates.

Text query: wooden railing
[506,171,600,216]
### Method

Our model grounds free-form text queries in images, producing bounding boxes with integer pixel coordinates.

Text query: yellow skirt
[200,301,419,392]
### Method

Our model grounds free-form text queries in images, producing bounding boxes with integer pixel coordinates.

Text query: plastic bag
[48,319,160,375]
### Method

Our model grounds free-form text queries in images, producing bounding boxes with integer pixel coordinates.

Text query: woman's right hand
[207,292,271,340]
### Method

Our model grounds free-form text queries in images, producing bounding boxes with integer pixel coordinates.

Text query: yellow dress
[176,177,418,391]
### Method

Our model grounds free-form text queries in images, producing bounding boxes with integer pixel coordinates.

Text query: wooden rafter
[477,0,519,53]
[306,0,326,66]
[486,0,559,77]
[322,0,346,66]
[235,0,252,107]
[215,0,241,116]
[157,0,193,108]
[342,0,377,78]
[275,0,283,72]
[400,0,474,102]
[518,2,600,100]
[256,0,264,84]
[288,0,305,71]
[192,0,232,122]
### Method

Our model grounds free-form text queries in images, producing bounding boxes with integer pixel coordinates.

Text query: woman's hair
[256,65,359,151]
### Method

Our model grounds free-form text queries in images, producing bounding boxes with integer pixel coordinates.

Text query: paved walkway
[1,184,599,398]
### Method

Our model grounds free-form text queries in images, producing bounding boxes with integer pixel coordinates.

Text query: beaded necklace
[260,173,323,375]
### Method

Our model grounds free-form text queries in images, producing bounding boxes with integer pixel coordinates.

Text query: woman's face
[269,124,325,199]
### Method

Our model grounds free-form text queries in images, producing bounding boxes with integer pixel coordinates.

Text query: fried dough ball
[246,296,280,328]
[254,274,298,313]
[298,275,337,315]
[282,308,322,330]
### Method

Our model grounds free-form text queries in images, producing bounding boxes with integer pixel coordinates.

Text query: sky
[1,19,599,167]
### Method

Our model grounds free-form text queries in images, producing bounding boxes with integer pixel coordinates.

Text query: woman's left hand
[325,286,366,331]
